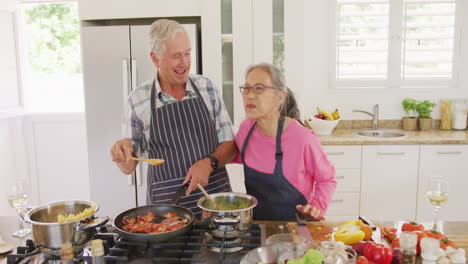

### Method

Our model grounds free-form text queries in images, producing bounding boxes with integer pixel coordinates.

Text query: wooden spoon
[197,184,221,210]
[130,157,165,166]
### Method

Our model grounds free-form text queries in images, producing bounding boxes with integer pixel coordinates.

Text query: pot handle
[77,216,109,231]
[213,214,240,225]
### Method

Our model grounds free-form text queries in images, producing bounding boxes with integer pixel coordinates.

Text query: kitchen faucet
[353,104,379,129]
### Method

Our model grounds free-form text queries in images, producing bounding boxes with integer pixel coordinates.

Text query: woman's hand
[296,204,325,221]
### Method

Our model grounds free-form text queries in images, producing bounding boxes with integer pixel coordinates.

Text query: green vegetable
[402,98,418,118]
[202,196,251,210]
[415,100,437,118]
[283,249,323,264]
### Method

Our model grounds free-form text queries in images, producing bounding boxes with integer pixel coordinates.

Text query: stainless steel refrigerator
[81,23,198,217]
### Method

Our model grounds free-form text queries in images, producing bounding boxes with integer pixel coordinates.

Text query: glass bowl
[271,242,312,257]
[240,246,277,264]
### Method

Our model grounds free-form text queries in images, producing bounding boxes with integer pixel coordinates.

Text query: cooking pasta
[121,212,188,234]
[57,205,96,223]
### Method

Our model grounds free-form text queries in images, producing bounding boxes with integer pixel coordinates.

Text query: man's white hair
[148,19,188,58]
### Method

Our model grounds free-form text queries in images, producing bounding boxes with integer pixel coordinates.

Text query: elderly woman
[235,63,337,221]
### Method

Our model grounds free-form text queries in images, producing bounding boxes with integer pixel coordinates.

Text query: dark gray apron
[147,77,231,216]
[241,115,308,221]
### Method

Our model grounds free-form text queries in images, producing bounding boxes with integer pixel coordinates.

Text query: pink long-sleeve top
[234,118,337,216]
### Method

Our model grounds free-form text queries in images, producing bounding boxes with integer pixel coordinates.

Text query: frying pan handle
[171,182,190,205]
[77,216,109,231]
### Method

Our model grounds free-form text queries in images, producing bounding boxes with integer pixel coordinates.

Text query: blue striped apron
[147,77,231,217]
[241,115,308,221]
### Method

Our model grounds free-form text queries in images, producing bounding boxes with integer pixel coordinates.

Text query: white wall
[0,0,16,11]
[0,116,29,216]
[286,0,468,121]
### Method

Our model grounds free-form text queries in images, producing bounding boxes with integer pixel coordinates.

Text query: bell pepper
[424,229,447,240]
[334,221,366,245]
[402,221,424,232]
[363,242,394,264]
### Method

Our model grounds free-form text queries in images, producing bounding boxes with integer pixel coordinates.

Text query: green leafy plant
[416,100,437,118]
[402,98,418,118]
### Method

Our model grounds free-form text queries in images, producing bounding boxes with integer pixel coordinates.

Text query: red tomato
[391,238,400,249]
[440,238,457,249]
[402,222,424,232]
[424,229,446,240]
[357,256,369,264]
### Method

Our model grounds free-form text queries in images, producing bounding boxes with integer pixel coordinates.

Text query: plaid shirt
[123,74,235,157]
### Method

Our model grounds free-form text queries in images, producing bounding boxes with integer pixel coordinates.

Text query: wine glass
[7,179,31,238]
[425,176,449,231]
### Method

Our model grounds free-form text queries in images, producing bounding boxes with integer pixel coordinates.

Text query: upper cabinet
[417,145,468,221]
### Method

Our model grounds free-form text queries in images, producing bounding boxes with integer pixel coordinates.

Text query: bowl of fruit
[305,108,340,135]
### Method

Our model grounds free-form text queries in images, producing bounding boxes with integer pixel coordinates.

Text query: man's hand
[296,204,325,221]
[183,158,213,195]
[111,139,137,174]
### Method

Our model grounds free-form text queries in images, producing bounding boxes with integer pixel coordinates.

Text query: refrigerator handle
[131,59,137,90]
[122,59,134,186]
[131,59,143,186]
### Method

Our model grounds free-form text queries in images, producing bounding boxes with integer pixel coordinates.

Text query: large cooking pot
[24,200,109,254]
[113,204,194,243]
[197,192,257,238]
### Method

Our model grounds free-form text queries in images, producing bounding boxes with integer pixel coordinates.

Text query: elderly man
[110,19,236,216]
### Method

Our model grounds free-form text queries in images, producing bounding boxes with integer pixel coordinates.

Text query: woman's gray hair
[148,19,187,58]
[245,63,301,121]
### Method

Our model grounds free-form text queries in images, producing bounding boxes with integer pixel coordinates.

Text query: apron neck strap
[275,115,285,161]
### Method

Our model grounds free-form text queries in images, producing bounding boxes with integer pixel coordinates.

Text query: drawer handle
[336,176,345,179]
[331,199,344,203]
[377,152,405,156]
[437,151,462,155]
[327,152,345,155]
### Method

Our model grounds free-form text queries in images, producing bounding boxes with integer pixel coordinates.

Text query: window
[333,0,459,89]
[19,1,83,112]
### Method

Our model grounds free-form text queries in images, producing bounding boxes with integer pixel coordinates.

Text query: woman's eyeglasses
[239,84,277,94]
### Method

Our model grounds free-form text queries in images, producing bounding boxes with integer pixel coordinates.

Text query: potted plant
[401,98,418,130]
[416,100,437,130]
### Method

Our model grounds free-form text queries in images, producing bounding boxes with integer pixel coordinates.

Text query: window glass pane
[21,2,83,112]
[336,1,389,80]
[273,0,284,70]
[221,0,234,120]
[401,1,456,79]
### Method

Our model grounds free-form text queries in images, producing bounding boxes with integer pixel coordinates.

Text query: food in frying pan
[57,204,96,223]
[202,196,251,210]
[121,212,188,234]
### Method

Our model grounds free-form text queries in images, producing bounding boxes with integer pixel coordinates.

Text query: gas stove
[7,224,262,264]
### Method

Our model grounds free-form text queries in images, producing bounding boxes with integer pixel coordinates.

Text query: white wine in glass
[7,179,31,238]
[425,176,449,231]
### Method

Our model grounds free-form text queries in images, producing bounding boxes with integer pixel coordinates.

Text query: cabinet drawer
[327,192,360,216]
[323,145,361,169]
[335,169,360,192]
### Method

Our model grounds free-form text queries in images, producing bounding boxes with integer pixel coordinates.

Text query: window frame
[329,0,462,91]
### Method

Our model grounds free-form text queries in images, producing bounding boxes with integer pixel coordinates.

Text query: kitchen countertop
[317,128,468,145]
[2,218,467,261]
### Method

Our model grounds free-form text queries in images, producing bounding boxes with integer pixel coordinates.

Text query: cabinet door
[361,145,419,220]
[417,145,468,221]
[81,25,136,217]
[323,145,361,169]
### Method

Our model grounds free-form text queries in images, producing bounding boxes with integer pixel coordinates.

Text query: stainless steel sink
[355,129,406,138]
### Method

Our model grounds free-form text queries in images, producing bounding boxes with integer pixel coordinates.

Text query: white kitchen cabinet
[417,145,468,221]
[323,145,361,220]
[361,145,419,221]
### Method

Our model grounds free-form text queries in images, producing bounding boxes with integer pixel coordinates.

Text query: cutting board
[287,222,335,244]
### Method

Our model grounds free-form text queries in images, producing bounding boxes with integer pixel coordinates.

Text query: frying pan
[113,183,194,243]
